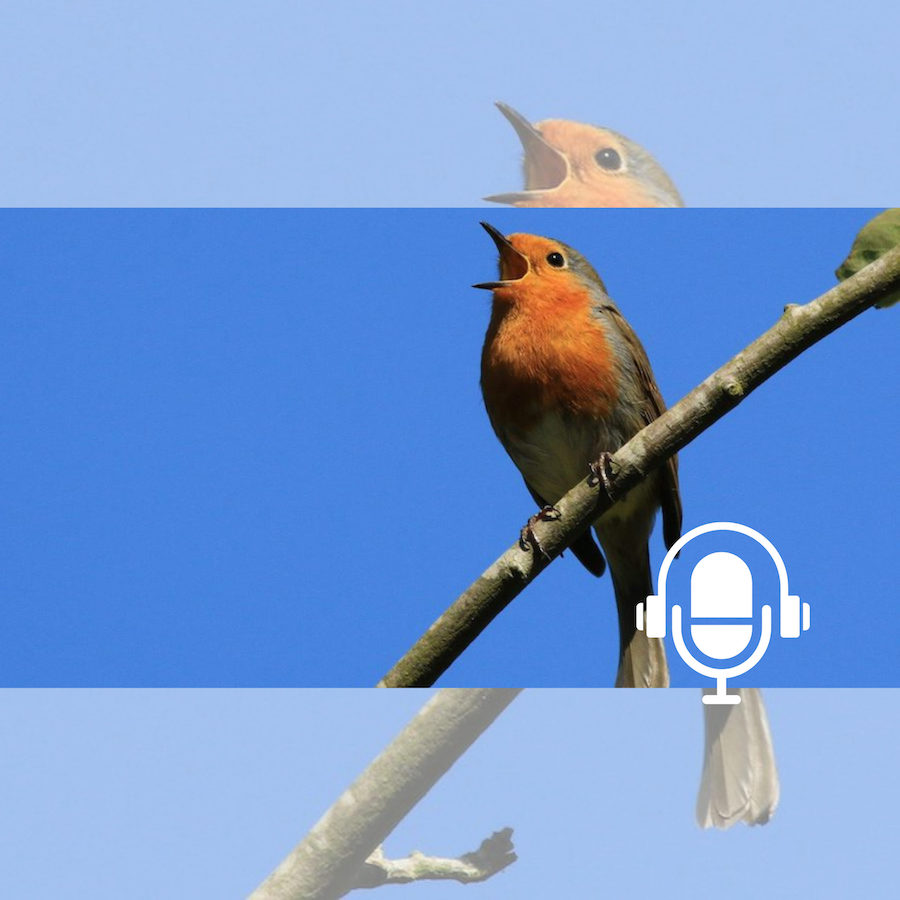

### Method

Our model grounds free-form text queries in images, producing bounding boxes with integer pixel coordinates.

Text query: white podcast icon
[636,522,810,704]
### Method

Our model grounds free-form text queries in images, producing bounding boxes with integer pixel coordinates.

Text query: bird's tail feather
[609,544,668,688]
[696,687,779,828]
[615,622,668,688]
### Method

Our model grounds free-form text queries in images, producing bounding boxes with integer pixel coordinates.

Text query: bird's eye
[546,252,565,267]
[594,147,623,171]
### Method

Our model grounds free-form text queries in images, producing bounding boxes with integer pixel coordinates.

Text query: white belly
[501,409,658,544]
[503,410,599,505]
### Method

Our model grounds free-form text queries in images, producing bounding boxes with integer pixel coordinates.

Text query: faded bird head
[486,102,683,208]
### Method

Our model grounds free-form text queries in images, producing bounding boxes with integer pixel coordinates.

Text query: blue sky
[1,1,898,206]
[1,689,896,898]
[3,208,896,687]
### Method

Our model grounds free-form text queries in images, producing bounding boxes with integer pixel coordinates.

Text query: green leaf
[836,209,900,308]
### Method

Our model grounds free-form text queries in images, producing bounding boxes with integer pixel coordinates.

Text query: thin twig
[352,829,516,889]
[249,689,522,900]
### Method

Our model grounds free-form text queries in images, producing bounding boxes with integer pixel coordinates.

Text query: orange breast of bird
[481,275,619,435]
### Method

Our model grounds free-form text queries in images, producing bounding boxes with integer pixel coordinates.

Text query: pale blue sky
[1,1,898,206]
[1,689,895,898]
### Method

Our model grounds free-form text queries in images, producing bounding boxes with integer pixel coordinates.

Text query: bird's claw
[519,505,561,561]
[589,452,618,502]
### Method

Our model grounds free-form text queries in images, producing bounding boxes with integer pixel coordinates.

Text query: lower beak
[473,221,529,289]
[483,189,546,206]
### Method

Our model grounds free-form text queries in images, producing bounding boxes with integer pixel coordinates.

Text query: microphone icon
[636,523,810,704]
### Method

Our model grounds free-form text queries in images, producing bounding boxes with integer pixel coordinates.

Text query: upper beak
[483,102,569,204]
[473,221,529,289]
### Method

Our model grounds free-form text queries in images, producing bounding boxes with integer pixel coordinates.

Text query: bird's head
[486,102,683,208]
[473,222,608,308]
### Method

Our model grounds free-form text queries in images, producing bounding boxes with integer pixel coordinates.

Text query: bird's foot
[519,505,561,562]
[588,452,618,502]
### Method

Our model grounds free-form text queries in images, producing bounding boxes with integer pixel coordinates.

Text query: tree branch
[351,829,516,889]
[248,689,521,900]
[377,246,900,688]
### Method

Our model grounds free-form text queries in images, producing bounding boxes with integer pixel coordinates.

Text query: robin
[475,223,779,826]
[486,102,683,208]
[475,222,681,687]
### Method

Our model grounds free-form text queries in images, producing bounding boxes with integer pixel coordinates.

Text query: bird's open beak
[473,221,529,289]
[484,102,569,204]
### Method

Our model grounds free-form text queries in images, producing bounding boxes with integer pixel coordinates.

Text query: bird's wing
[600,304,682,550]
[525,483,606,577]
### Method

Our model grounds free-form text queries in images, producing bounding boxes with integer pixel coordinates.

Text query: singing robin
[475,222,680,687]
[475,222,779,826]
[486,102,683,208]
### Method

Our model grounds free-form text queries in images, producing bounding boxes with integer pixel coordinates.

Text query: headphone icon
[636,522,811,703]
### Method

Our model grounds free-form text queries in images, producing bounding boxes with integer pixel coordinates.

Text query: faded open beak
[484,102,569,204]
[473,221,529,289]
